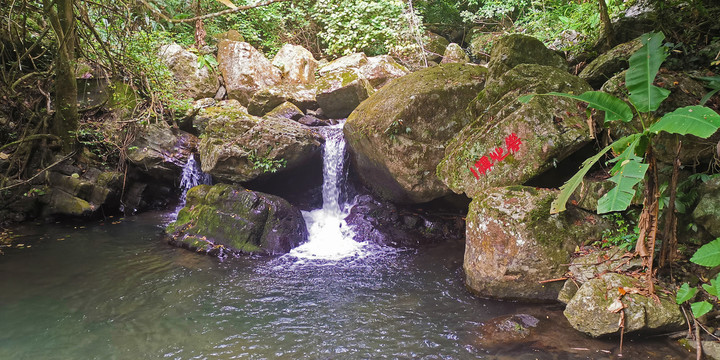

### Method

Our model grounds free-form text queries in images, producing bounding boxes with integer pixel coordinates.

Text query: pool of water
[0,211,691,359]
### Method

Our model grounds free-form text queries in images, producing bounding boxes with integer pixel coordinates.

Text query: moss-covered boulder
[167,183,307,255]
[564,273,685,337]
[425,32,450,63]
[265,101,304,120]
[441,43,469,64]
[272,43,317,85]
[217,40,281,105]
[247,84,317,116]
[197,104,323,183]
[693,176,720,237]
[486,34,567,81]
[557,248,643,303]
[579,36,643,89]
[316,70,374,119]
[158,44,220,99]
[39,168,123,218]
[127,123,199,182]
[359,55,409,89]
[318,53,368,77]
[344,63,487,203]
[437,64,593,199]
[464,186,605,300]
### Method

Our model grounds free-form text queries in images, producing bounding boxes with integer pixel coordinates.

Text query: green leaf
[518,94,534,103]
[677,283,698,304]
[691,238,720,267]
[649,106,720,138]
[626,31,671,112]
[545,91,633,123]
[702,275,720,297]
[597,159,649,213]
[691,301,713,318]
[551,143,614,214]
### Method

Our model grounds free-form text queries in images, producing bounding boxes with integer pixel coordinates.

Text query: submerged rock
[158,44,220,99]
[167,183,307,255]
[438,64,593,199]
[344,63,487,204]
[564,273,685,337]
[217,40,281,105]
[464,186,605,300]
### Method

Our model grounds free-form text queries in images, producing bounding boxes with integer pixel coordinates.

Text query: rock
[344,194,465,247]
[358,55,409,89]
[569,177,615,212]
[158,43,220,99]
[272,43,317,85]
[316,70,374,119]
[468,31,501,63]
[558,247,643,303]
[438,64,593,199]
[214,29,244,42]
[344,63,487,203]
[441,43,469,64]
[486,34,567,81]
[685,340,720,360]
[127,123,199,182]
[39,168,123,218]
[579,37,643,89]
[167,183,307,255]
[192,99,245,134]
[564,273,685,337]
[425,32,450,63]
[265,101,304,120]
[197,104,323,183]
[297,114,330,127]
[217,40,281,105]
[474,314,540,348]
[464,186,605,300]
[693,176,720,237]
[318,53,368,77]
[247,85,318,116]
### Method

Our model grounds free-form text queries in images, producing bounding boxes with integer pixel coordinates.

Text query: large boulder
[359,55,409,89]
[564,273,685,337]
[316,70,374,119]
[441,43,469,64]
[158,44,220,99]
[127,123,199,182]
[39,165,123,218]
[247,85,318,116]
[693,176,720,237]
[579,37,643,89]
[318,53,368,77]
[486,34,567,81]
[437,64,593,199]
[344,63,487,203]
[272,43,317,85]
[425,32,450,63]
[166,183,307,255]
[464,186,605,300]
[196,103,323,183]
[217,40,281,105]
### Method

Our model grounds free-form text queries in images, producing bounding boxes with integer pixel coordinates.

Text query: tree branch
[137,0,290,24]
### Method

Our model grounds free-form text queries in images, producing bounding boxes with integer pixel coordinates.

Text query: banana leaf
[597,158,649,214]
[649,105,720,138]
[518,91,633,123]
[626,31,670,112]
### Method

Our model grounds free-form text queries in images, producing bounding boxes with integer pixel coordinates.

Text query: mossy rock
[247,85,317,116]
[316,69,374,119]
[579,36,643,89]
[166,183,308,255]
[464,186,605,300]
[441,43,469,64]
[127,123,199,182]
[344,63,487,203]
[692,176,720,238]
[265,101,304,120]
[486,34,567,81]
[564,273,684,337]
[437,64,593,200]
[425,32,450,63]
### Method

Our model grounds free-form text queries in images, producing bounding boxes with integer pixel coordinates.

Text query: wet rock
[344,194,465,247]
[693,176,720,237]
[316,70,374,119]
[127,123,199,182]
[486,34,567,81]
[272,43,317,85]
[441,43,469,64]
[39,167,123,218]
[217,40,281,105]
[344,63,487,204]
[579,37,643,89]
[167,183,307,255]
[564,273,685,337]
[475,314,540,348]
[197,104,323,183]
[265,101,304,120]
[438,64,592,199]
[158,43,220,99]
[247,85,318,116]
[464,186,605,300]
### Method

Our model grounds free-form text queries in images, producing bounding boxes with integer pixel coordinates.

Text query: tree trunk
[598,0,614,50]
[45,0,78,153]
[194,0,207,49]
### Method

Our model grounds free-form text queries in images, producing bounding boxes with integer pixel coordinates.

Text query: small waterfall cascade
[179,154,212,204]
[289,123,366,261]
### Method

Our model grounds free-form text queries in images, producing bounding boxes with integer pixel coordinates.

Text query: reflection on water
[0,211,689,359]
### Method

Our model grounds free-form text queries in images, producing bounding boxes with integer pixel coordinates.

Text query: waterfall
[288,123,366,261]
[179,154,212,204]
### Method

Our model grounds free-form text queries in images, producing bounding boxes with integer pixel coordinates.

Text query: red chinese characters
[469,133,522,179]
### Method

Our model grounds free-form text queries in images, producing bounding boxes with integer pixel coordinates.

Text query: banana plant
[519,31,720,293]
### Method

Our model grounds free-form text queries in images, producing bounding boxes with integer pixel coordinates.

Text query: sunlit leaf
[626,31,670,112]
[649,106,720,138]
[676,283,697,304]
[597,159,648,213]
[690,238,720,267]
[691,301,713,318]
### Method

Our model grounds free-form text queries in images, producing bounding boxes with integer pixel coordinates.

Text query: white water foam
[179,153,212,204]
[288,123,368,261]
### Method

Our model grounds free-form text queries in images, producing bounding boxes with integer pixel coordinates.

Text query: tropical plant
[677,238,720,318]
[519,31,720,292]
